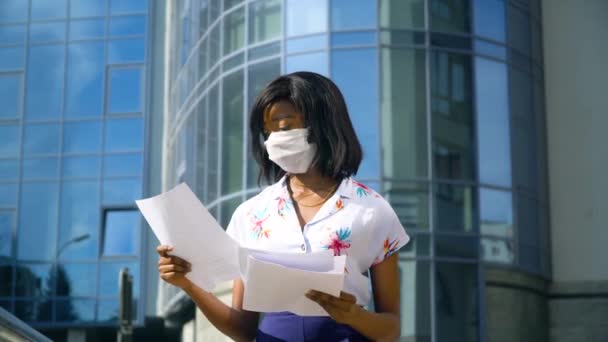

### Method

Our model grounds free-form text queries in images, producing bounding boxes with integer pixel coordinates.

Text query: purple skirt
[256,312,370,342]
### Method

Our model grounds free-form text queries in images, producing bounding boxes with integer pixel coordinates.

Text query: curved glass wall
[165,0,548,340]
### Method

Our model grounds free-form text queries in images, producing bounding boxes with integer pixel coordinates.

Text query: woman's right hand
[157,245,193,290]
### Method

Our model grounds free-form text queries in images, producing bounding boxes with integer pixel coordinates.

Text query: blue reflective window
[104,153,143,177]
[56,298,96,322]
[0,125,19,157]
[70,0,107,17]
[286,0,327,36]
[249,0,282,44]
[29,22,67,43]
[99,262,139,297]
[23,123,61,155]
[18,183,59,261]
[66,42,105,118]
[62,156,101,179]
[108,38,145,63]
[286,34,328,54]
[31,0,67,21]
[25,45,64,120]
[104,118,144,152]
[102,178,142,204]
[331,31,377,47]
[474,39,507,60]
[331,48,379,178]
[475,57,511,187]
[379,0,425,29]
[473,0,505,41]
[70,19,106,40]
[15,263,54,296]
[102,210,140,256]
[15,299,52,322]
[110,0,148,14]
[22,158,59,180]
[286,52,329,76]
[430,0,470,33]
[0,211,15,257]
[0,25,26,45]
[97,300,119,322]
[0,47,25,70]
[23,123,61,156]
[58,181,99,260]
[0,183,18,207]
[109,15,147,36]
[224,8,245,55]
[63,121,102,153]
[0,1,28,23]
[248,41,281,61]
[224,0,244,10]
[57,264,97,297]
[109,67,142,113]
[0,73,22,119]
[331,0,377,30]
[481,236,514,264]
[0,159,18,180]
[480,188,513,238]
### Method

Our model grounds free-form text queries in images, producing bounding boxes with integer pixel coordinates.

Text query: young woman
[157,72,410,341]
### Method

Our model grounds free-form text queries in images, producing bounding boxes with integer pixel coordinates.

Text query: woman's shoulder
[231,181,282,218]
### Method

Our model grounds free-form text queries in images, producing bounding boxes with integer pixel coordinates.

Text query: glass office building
[163,0,549,341]
[0,0,151,333]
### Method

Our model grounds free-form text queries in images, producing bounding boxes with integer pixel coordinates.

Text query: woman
[157,72,410,341]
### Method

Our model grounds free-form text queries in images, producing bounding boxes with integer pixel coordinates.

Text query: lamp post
[56,233,91,258]
[117,268,133,342]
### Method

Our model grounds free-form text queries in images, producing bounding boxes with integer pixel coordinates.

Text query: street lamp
[56,233,91,258]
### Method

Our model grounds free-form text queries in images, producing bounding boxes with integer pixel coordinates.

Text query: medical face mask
[264,128,317,174]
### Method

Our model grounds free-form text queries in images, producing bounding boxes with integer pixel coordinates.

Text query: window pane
[331,0,377,30]
[55,298,95,322]
[62,156,101,178]
[104,118,144,152]
[248,41,280,61]
[380,0,425,29]
[57,264,97,296]
[399,260,431,339]
[25,45,64,120]
[331,31,376,47]
[70,19,106,40]
[473,0,505,41]
[18,183,59,261]
[436,234,478,259]
[22,158,59,180]
[434,183,476,233]
[517,194,539,247]
[58,181,99,260]
[286,52,329,77]
[14,263,54,297]
[384,181,429,230]
[102,178,142,204]
[481,237,514,263]
[110,0,148,14]
[0,183,18,207]
[474,39,506,60]
[206,86,220,202]
[0,211,15,258]
[23,123,61,155]
[104,153,143,177]
[0,73,22,119]
[209,25,221,68]
[286,0,327,36]
[0,47,25,71]
[220,197,241,227]
[480,188,513,238]
[102,210,140,256]
[430,0,470,33]
[286,34,328,54]
[0,24,26,45]
[63,121,102,153]
[507,4,530,55]
[431,51,474,181]
[435,262,479,342]
[97,300,119,322]
[31,0,66,20]
[224,8,245,55]
[29,22,67,43]
[66,42,105,118]
[108,38,145,63]
[0,125,19,157]
[0,159,19,180]
[476,58,511,186]
[99,262,139,297]
[381,48,427,179]
[249,0,281,44]
[0,0,28,23]
[15,299,52,322]
[70,0,107,17]
[224,0,244,10]
[332,48,379,178]
[110,15,147,36]
[221,71,244,195]
[109,67,142,113]
[0,263,13,295]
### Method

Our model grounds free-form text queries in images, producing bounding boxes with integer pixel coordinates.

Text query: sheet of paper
[242,254,346,316]
[136,183,240,291]
[237,247,335,276]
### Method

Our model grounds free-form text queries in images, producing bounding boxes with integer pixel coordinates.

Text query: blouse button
[300,244,306,251]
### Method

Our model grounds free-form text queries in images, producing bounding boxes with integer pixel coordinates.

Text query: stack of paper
[136,183,346,316]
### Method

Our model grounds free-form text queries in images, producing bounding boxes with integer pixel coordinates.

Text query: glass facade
[0,0,150,327]
[165,0,548,340]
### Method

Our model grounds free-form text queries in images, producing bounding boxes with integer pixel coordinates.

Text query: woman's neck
[288,170,337,190]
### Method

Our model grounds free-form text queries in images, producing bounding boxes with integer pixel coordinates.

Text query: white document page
[135,183,240,291]
[242,254,347,316]
[237,247,335,276]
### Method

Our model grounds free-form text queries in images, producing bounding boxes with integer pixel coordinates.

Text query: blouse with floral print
[226,176,410,306]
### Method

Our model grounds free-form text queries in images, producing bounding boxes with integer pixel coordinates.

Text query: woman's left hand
[305,290,363,325]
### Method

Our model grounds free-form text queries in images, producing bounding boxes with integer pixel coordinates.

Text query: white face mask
[264,128,317,174]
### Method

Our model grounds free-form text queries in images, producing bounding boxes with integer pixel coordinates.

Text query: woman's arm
[157,245,259,341]
[306,253,402,341]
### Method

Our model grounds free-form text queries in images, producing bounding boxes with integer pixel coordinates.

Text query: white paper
[135,183,240,291]
[238,247,335,276]
[242,254,347,316]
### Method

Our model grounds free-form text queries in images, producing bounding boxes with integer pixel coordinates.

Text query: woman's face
[263,100,305,133]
